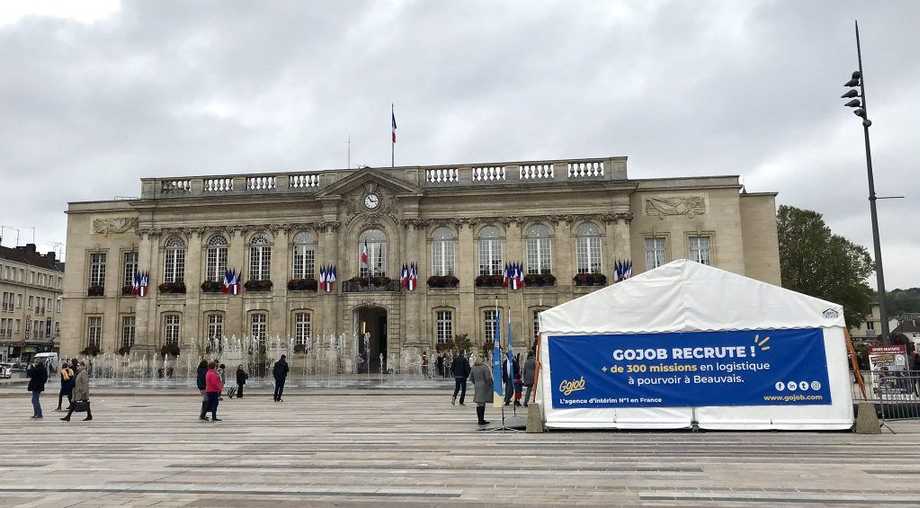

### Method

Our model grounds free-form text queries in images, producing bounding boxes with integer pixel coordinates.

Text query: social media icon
[799,381,809,391]
[811,381,821,391]
[787,381,797,391]
[775,382,785,391]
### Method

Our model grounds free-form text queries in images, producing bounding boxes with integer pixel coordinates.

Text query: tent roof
[540,259,845,335]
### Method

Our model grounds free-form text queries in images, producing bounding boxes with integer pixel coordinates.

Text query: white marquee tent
[536,259,854,430]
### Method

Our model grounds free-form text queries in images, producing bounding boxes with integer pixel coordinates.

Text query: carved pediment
[93,217,138,235]
[645,195,706,219]
[316,168,420,198]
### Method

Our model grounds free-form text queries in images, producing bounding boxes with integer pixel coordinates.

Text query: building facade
[0,244,65,362]
[61,156,780,371]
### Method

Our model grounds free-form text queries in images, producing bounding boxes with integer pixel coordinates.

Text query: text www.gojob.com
[763,394,824,402]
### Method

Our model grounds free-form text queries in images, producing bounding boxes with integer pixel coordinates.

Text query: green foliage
[777,205,874,328]
[887,288,920,316]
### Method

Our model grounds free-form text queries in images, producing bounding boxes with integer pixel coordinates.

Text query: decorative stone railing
[426,168,459,184]
[289,174,320,189]
[247,176,276,191]
[520,163,554,180]
[568,161,604,178]
[204,177,233,193]
[161,179,191,194]
[141,157,625,199]
[472,166,505,182]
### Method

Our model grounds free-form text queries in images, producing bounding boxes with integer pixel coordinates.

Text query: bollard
[854,401,881,434]
[526,403,545,433]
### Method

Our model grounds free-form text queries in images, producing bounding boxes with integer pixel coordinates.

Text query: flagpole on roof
[391,103,395,168]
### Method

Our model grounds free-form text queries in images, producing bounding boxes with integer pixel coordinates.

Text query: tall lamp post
[840,20,890,344]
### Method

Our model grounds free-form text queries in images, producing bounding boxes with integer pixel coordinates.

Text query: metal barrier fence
[851,369,920,421]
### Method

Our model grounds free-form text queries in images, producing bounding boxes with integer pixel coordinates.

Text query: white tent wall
[535,260,855,431]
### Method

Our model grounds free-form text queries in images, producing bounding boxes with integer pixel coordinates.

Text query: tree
[777,205,874,328]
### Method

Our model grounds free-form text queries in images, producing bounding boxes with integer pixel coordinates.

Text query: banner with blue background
[549,328,831,409]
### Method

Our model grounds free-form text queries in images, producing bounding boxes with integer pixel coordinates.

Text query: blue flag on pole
[492,309,503,408]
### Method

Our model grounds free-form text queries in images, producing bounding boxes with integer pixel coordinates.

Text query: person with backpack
[60,362,92,422]
[273,355,289,402]
[27,358,48,419]
[205,361,223,422]
[451,351,471,406]
[235,364,248,398]
[56,360,75,411]
[196,360,209,421]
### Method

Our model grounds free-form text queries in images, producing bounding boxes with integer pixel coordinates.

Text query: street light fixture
[841,20,890,344]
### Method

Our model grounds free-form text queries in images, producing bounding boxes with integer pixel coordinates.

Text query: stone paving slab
[1,390,919,506]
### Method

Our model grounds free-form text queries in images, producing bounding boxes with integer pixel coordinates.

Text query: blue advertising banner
[549,328,831,409]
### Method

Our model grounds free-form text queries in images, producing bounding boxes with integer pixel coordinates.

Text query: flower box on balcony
[427,275,459,288]
[475,274,504,288]
[343,276,399,292]
[200,281,223,293]
[87,285,105,297]
[287,278,318,291]
[573,272,607,287]
[524,273,556,287]
[244,280,273,292]
[158,282,187,294]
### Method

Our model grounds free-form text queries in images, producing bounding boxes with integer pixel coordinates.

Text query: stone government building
[60,155,781,371]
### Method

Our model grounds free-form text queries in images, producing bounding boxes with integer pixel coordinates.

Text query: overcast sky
[0,0,917,288]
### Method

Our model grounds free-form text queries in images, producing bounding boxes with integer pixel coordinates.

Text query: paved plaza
[2,387,920,507]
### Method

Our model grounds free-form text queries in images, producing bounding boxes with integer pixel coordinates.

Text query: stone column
[270,227,289,338]
[555,220,574,300]
[403,220,420,349]
[320,221,340,338]
[184,230,203,353]
[457,221,476,342]
[609,215,632,264]
[134,232,156,352]
[505,220,525,354]
[225,228,245,339]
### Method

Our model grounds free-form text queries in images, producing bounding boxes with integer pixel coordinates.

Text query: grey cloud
[0,0,917,287]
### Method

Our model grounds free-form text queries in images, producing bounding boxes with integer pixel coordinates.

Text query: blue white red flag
[138,271,149,297]
[408,263,417,291]
[391,108,397,144]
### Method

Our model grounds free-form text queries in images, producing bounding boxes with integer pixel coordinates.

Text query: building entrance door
[354,306,387,373]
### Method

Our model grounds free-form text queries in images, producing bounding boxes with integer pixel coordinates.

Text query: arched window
[249,233,272,281]
[163,237,186,283]
[575,222,602,274]
[431,227,457,276]
[206,312,224,347]
[291,231,316,280]
[478,226,504,276]
[525,224,552,274]
[162,313,181,346]
[293,311,312,346]
[205,234,228,282]
[359,229,386,277]
[250,311,268,345]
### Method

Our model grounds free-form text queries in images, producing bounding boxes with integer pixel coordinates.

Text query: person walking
[218,364,227,400]
[273,354,289,402]
[522,351,536,407]
[56,360,75,411]
[421,351,430,378]
[469,356,492,426]
[61,362,92,422]
[435,353,444,379]
[196,360,209,421]
[235,364,248,399]
[27,358,48,419]
[451,351,470,406]
[205,361,223,422]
